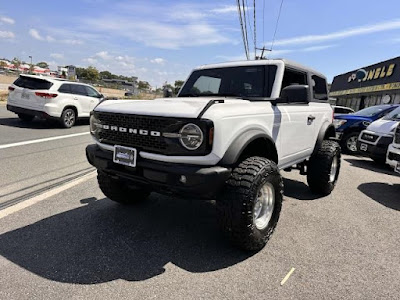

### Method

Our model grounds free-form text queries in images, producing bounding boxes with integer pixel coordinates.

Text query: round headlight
[90,114,101,134]
[179,123,203,150]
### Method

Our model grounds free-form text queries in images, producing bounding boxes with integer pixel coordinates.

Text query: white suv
[7,74,103,128]
[86,59,340,251]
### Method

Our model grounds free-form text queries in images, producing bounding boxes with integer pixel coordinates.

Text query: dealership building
[330,56,400,111]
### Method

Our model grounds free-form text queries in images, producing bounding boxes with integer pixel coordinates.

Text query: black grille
[93,111,213,156]
[95,112,180,152]
[388,151,400,161]
[395,125,400,144]
[361,132,378,143]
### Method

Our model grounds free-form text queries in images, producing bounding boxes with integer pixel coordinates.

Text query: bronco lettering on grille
[99,124,161,136]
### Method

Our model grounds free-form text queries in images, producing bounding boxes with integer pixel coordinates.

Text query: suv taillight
[8,86,15,91]
[35,92,58,99]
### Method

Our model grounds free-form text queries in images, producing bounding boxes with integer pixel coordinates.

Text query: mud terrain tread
[218,157,283,251]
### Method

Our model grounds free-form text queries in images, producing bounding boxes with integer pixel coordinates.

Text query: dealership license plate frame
[113,145,137,167]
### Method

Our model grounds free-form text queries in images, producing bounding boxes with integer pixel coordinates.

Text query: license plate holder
[113,145,137,167]
[360,143,368,151]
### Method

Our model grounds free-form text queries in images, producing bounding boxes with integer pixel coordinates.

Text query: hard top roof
[195,59,326,79]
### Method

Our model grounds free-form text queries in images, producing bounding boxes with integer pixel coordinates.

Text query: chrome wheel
[329,155,338,183]
[253,182,275,230]
[346,136,358,152]
[64,110,75,127]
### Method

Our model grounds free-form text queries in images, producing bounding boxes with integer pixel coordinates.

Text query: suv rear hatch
[8,76,54,110]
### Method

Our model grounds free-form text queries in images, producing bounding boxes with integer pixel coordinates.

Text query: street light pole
[29,56,32,74]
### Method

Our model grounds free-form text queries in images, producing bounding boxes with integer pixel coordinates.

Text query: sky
[1,0,400,87]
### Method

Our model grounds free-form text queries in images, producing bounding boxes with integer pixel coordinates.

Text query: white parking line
[0,132,90,150]
[0,170,96,219]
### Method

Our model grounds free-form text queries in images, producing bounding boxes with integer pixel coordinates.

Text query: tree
[174,80,185,94]
[0,61,7,69]
[138,81,150,90]
[11,57,21,69]
[99,70,113,79]
[85,66,99,81]
[37,62,49,69]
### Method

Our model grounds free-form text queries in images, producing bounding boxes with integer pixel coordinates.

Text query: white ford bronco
[86,59,341,251]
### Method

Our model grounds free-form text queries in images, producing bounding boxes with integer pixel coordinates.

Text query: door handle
[307,115,316,125]
[73,97,78,100]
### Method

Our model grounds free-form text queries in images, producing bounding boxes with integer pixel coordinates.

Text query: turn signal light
[35,92,58,99]
[8,86,15,91]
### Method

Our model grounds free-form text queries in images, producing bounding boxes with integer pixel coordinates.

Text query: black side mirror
[280,85,309,103]
[98,94,104,99]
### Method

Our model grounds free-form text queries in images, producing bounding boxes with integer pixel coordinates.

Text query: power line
[253,0,256,59]
[270,0,284,52]
[262,0,265,47]
[241,0,250,59]
[237,0,249,60]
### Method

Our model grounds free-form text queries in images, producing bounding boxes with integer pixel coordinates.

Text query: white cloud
[150,58,165,65]
[83,57,98,64]
[0,31,15,39]
[0,16,15,24]
[46,35,55,42]
[302,44,336,52]
[29,28,43,40]
[50,53,64,59]
[95,51,112,60]
[210,5,237,14]
[63,39,84,45]
[273,19,400,46]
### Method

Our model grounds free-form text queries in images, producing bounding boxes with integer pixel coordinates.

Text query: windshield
[383,106,400,121]
[179,65,277,98]
[353,105,391,117]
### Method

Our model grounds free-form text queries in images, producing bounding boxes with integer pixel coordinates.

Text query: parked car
[332,105,355,116]
[7,74,104,128]
[358,106,400,163]
[333,104,399,154]
[386,123,400,174]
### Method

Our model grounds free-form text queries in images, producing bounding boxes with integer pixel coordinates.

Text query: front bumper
[86,144,231,199]
[386,144,400,173]
[358,133,393,160]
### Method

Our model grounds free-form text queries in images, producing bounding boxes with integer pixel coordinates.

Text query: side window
[281,69,307,92]
[312,75,328,100]
[84,86,100,98]
[58,84,71,94]
[70,84,88,96]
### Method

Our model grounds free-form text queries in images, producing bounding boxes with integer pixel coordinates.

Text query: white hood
[95,97,223,118]
[367,118,399,134]
[95,97,253,119]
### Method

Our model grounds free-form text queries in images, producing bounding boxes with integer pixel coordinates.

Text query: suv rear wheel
[217,157,283,251]
[18,113,34,122]
[307,140,341,195]
[60,108,76,128]
[97,171,150,204]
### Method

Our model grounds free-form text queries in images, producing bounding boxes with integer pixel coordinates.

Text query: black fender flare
[220,129,278,166]
[313,122,336,154]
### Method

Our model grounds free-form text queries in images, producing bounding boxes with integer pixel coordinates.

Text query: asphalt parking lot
[0,104,399,300]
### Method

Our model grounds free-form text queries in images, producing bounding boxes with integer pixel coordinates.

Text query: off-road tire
[97,171,150,204]
[341,132,360,154]
[18,113,34,122]
[60,108,76,128]
[307,140,341,195]
[217,157,283,251]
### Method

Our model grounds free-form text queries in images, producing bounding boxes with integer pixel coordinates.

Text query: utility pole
[28,55,33,74]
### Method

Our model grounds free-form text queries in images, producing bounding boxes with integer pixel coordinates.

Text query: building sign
[331,56,400,95]
[330,81,400,96]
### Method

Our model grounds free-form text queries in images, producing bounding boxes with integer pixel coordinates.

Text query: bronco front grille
[93,111,213,156]
[95,112,180,152]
